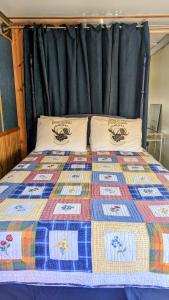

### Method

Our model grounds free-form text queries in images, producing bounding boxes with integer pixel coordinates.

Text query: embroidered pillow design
[108,119,129,145]
[52,122,72,145]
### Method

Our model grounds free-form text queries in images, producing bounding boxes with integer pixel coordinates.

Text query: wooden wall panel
[11,29,27,159]
[0,128,21,178]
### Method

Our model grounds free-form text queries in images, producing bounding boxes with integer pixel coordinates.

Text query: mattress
[0,149,169,288]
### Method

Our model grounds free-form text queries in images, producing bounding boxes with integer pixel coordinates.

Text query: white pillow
[90,116,142,152]
[35,117,88,151]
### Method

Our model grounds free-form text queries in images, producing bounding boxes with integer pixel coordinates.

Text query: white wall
[149,43,169,170]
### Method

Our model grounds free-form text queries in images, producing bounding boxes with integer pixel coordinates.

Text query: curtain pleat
[24,23,150,152]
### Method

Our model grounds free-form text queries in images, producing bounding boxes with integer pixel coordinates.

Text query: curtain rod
[5,25,169,33]
[7,25,144,29]
[8,14,169,20]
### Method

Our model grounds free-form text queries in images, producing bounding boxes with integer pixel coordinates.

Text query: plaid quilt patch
[92,221,149,273]
[0,221,36,270]
[35,221,91,272]
[124,172,160,185]
[24,172,61,184]
[0,171,31,183]
[128,184,169,200]
[92,184,132,200]
[116,151,140,156]
[92,163,122,172]
[41,156,69,163]
[121,164,151,173]
[93,151,115,156]
[23,156,43,163]
[149,164,169,173]
[40,199,90,221]
[57,171,91,183]
[147,223,169,273]
[117,156,145,165]
[0,183,18,199]
[136,201,169,223]
[156,173,169,186]
[51,183,90,199]
[92,156,117,163]
[35,163,64,172]
[92,172,126,184]
[14,162,38,172]
[63,163,91,171]
[9,183,54,199]
[31,150,49,156]
[44,150,70,156]
[91,200,143,222]
[68,155,92,163]
[0,199,47,221]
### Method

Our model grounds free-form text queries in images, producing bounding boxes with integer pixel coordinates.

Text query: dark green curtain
[24,23,150,152]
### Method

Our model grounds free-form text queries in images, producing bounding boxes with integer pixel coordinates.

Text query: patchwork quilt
[1,149,169,287]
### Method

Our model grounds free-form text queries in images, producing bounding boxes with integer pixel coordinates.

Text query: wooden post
[11,28,27,158]
[0,90,4,132]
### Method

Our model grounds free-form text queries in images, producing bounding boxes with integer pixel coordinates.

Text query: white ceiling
[0,0,169,17]
[1,0,169,50]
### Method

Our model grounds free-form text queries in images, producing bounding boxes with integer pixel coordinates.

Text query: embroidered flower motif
[46,164,55,168]
[6,234,13,242]
[68,188,76,193]
[71,175,80,179]
[17,164,25,169]
[110,205,121,213]
[142,189,153,194]
[76,157,84,161]
[0,234,13,255]
[0,240,6,246]
[14,205,26,212]
[61,205,74,211]
[158,207,169,216]
[104,175,113,180]
[38,175,47,179]
[104,188,114,194]
[112,236,126,254]
[57,239,69,255]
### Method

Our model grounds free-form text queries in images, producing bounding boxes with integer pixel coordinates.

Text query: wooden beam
[11,29,27,158]
[0,30,12,41]
[0,10,13,26]
[0,92,5,132]
[0,127,19,137]
[7,14,169,20]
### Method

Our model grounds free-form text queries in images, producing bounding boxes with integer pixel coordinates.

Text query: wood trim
[0,127,21,178]
[11,29,27,159]
[0,10,13,26]
[0,31,12,42]
[0,93,4,132]
[8,14,169,20]
[0,127,19,137]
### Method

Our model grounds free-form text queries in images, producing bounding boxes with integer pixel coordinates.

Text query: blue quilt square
[13,162,38,171]
[9,183,54,199]
[128,184,169,200]
[35,221,91,272]
[91,200,143,222]
[31,150,49,156]
[116,151,139,156]
[149,164,169,174]
[92,156,117,163]
[0,183,18,199]
[92,172,126,184]
[46,150,70,156]
[63,163,91,171]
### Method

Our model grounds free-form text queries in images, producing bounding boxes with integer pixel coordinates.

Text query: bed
[0,146,169,293]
